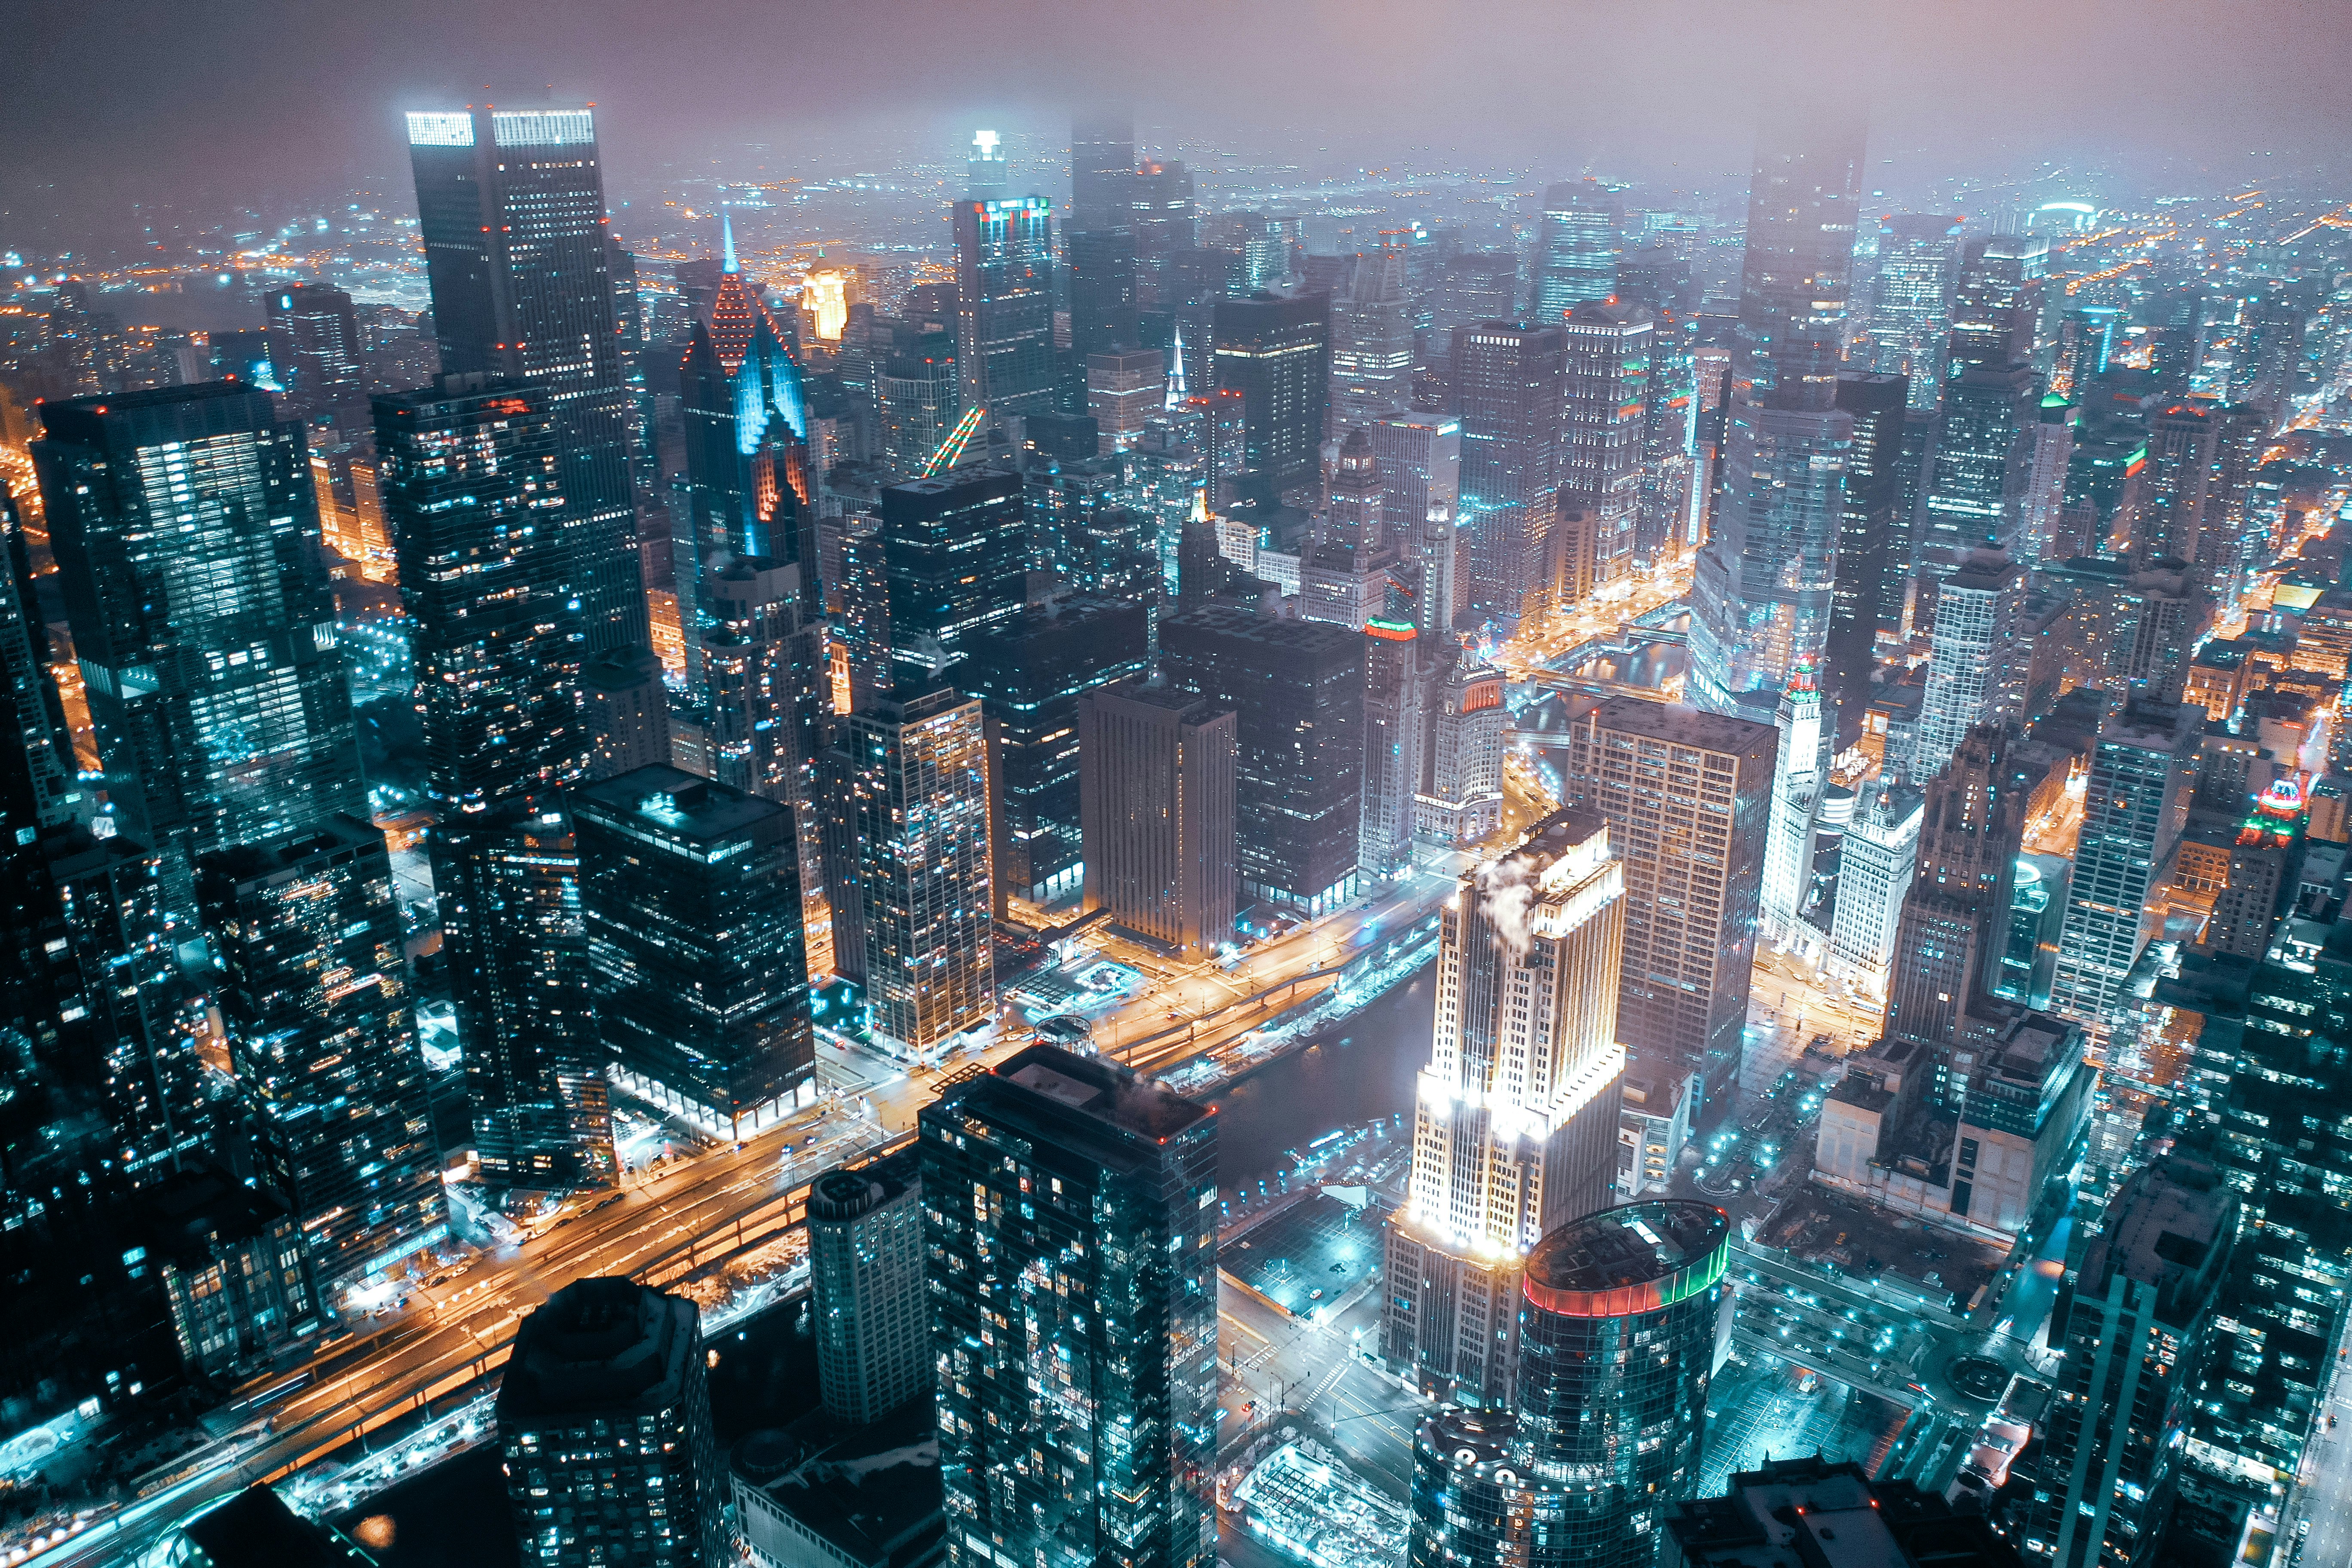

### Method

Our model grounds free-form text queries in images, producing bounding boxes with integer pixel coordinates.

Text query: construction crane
[920,404,987,478]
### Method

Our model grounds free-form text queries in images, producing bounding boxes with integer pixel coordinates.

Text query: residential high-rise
[1566,698,1776,1123]
[1360,618,1425,878]
[1914,550,2024,783]
[405,107,646,652]
[839,686,994,1056]
[2025,1154,2235,1568]
[2048,698,2200,1043]
[1825,370,1908,734]
[264,283,367,431]
[1383,809,1632,1402]
[1372,412,1464,553]
[1558,300,1653,602]
[1212,290,1331,494]
[1528,181,1619,320]
[1866,215,1962,409]
[1162,606,1365,914]
[808,1147,925,1427]
[1827,784,1923,1004]
[1452,322,1567,629]
[954,195,1058,421]
[1406,1202,1728,1568]
[1883,725,2029,1052]
[2134,401,2217,576]
[1688,108,1864,712]
[1331,244,1415,427]
[499,1277,726,1568]
[573,767,813,1136]
[35,385,366,880]
[922,1045,1216,1568]
[374,375,590,816]
[880,469,1028,679]
[1759,668,1825,947]
[1077,680,1237,956]
[698,557,824,812]
[199,815,444,1292]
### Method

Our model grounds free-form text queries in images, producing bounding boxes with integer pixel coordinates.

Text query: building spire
[721,208,738,275]
[1164,319,1188,408]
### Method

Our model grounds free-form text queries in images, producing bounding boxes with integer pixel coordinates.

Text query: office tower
[1884,725,2027,1050]
[35,385,366,881]
[1077,680,1237,956]
[1666,1456,2017,1568]
[1452,322,1568,628]
[1946,234,2047,376]
[1130,159,1199,306]
[1067,227,1139,364]
[922,1045,1215,1568]
[1827,784,1923,1003]
[699,557,823,810]
[1824,370,1908,732]
[573,767,813,1135]
[374,375,591,815]
[954,195,1057,421]
[879,469,1027,679]
[405,107,646,652]
[1407,1202,1727,1568]
[1360,619,1424,877]
[1528,181,1619,319]
[1371,411,1463,558]
[1635,310,1699,566]
[0,490,77,835]
[1069,108,1135,232]
[809,1147,925,1427]
[1418,656,1506,844]
[499,1277,726,1568]
[1085,347,1164,453]
[675,224,817,691]
[1688,108,1863,713]
[580,644,674,780]
[1759,668,1824,946]
[965,128,1008,200]
[1211,290,1330,493]
[2048,699,2199,1043]
[839,686,993,1055]
[199,815,443,1291]
[1914,551,2023,783]
[1565,698,1775,1122]
[1867,216,1962,409]
[1163,606,1365,913]
[2135,401,2217,574]
[958,598,1152,907]
[878,329,960,472]
[1331,244,1415,427]
[436,806,610,1189]
[1383,809,1632,1400]
[2025,1155,2235,1568]
[1558,300,1653,600]
[1430,253,1522,374]
[264,283,366,431]
[1917,361,2037,587]
[2052,305,2121,398]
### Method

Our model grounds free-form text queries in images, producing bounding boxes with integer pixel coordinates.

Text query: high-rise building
[922,1044,1216,1568]
[1372,413,1464,551]
[838,686,994,1056]
[35,385,366,879]
[1130,159,1199,308]
[199,815,444,1292]
[1636,309,1700,567]
[1824,370,1908,734]
[1558,300,1653,601]
[1069,108,1136,233]
[405,107,646,652]
[2017,394,2076,564]
[499,1277,726,1568]
[878,329,961,473]
[1212,290,1331,494]
[1914,551,2024,784]
[1067,228,1139,364]
[1528,181,1619,320]
[1759,669,1825,946]
[1406,1202,1728,1568]
[374,375,590,816]
[1688,107,1864,713]
[1331,245,1416,427]
[1566,698,1776,1122]
[1430,253,1523,374]
[2134,401,2217,576]
[1452,322,1567,628]
[573,767,813,1136]
[1383,809,1631,1402]
[1827,784,1923,1004]
[1360,618,1424,877]
[1866,216,1962,409]
[954,196,1058,421]
[698,558,824,812]
[2048,699,2200,1043]
[1946,234,2047,377]
[1882,723,2031,1054]
[1666,1455,2018,1568]
[1077,680,1237,956]
[1162,606,1365,914]
[808,1146,926,1427]
[1084,347,1164,453]
[2025,1154,2235,1568]
[1417,655,1506,845]
[264,283,367,431]
[1916,361,2037,586]
[880,469,1028,679]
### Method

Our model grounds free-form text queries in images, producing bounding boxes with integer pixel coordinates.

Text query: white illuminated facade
[1761,666,1825,950]
[1381,809,1628,1403]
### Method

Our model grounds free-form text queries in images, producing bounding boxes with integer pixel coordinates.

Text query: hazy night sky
[4,0,2349,242]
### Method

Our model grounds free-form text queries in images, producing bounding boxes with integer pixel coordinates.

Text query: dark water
[1202,957,1436,1191]
[1568,640,1685,688]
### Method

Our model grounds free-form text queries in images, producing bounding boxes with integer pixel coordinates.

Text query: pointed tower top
[721,208,739,275]
[1165,319,1189,409]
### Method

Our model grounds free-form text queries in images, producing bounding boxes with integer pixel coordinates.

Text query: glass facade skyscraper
[1212,290,1332,495]
[955,196,1058,420]
[1867,215,1962,410]
[1451,322,1566,629]
[1528,181,1619,321]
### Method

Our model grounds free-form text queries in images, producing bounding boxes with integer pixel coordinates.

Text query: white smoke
[1474,856,1539,963]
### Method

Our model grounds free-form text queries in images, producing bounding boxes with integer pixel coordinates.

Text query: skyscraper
[1914,551,2023,783]
[1211,290,1331,494]
[1383,809,1631,1402]
[1566,698,1776,1123]
[1866,215,1962,409]
[1068,108,1135,233]
[1688,108,1864,712]
[35,384,366,881]
[1827,784,1923,1004]
[922,1045,1216,1568]
[954,196,1058,421]
[573,767,813,1136]
[1452,322,1567,628]
[698,557,823,812]
[880,469,1028,679]
[1077,680,1237,956]
[1884,725,2029,1053]
[1759,668,1824,947]
[1558,300,1653,600]
[1528,181,1619,320]
[405,107,646,652]
[1824,370,1908,735]
[499,1277,726,1568]
[1067,228,1140,364]
[808,1147,926,1427]
[1407,1202,1727,1568]
[264,283,367,432]
[1130,159,1199,308]
[199,815,444,1292]
[1330,244,1415,427]
[839,686,994,1056]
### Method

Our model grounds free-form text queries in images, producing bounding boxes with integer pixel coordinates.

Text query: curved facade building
[1407,1201,1730,1568]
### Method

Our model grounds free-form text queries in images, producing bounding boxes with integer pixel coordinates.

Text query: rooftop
[1522,1200,1729,1318]
[1583,695,1776,761]
[571,765,790,845]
